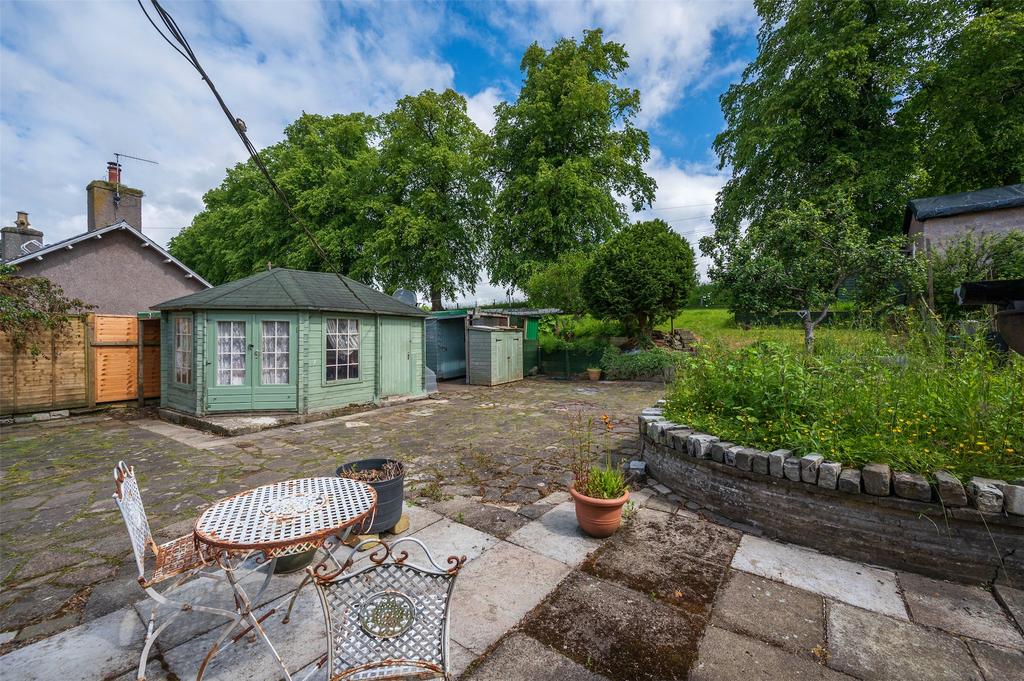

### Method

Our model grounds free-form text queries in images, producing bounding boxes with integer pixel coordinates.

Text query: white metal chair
[112,461,241,681]
[300,537,467,681]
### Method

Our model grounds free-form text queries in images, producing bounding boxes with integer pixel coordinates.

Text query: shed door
[380,318,413,397]
[206,313,297,412]
[438,319,466,379]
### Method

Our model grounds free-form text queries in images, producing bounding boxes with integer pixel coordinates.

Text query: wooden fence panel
[95,345,137,403]
[0,318,89,415]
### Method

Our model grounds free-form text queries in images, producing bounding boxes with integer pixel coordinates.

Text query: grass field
[658,308,882,350]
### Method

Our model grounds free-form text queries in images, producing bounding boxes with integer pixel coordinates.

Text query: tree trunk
[802,314,815,354]
[430,286,443,312]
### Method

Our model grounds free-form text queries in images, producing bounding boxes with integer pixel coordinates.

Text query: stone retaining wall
[639,406,1024,584]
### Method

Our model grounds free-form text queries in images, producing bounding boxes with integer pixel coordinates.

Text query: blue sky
[0,1,758,302]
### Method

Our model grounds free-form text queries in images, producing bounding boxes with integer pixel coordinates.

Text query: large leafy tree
[704,0,949,259]
[582,219,696,337]
[170,112,376,285]
[359,89,492,310]
[900,1,1024,195]
[523,250,592,317]
[489,29,656,291]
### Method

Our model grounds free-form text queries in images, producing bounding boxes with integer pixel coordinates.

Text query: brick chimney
[86,161,143,232]
[1,212,44,262]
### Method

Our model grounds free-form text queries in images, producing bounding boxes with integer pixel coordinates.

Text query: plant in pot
[586,367,602,381]
[568,411,629,538]
[336,459,406,534]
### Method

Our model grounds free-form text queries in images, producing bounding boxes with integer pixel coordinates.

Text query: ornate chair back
[309,537,466,681]
[112,461,156,581]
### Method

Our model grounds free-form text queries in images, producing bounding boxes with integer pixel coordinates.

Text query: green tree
[489,29,656,291]
[523,250,592,316]
[0,264,92,355]
[582,219,696,336]
[705,0,950,257]
[901,2,1024,194]
[170,112,376,285]
[359,89,492,310]
[710,192,920,352]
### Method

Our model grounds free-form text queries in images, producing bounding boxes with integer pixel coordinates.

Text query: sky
[0,0,758,305]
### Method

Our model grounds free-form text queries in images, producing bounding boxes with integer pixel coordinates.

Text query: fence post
[137,318,145,407]
[85,314,96,408]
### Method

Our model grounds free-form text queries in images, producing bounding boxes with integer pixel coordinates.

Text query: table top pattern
[194,476,376,552]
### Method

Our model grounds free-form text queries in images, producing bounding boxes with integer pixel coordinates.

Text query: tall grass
[664,329,1023,481]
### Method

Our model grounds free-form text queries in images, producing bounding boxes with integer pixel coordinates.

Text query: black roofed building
[904,184,1024,255]
[152,267,427,416]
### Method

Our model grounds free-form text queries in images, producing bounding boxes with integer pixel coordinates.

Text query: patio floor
[1,377,1021,679]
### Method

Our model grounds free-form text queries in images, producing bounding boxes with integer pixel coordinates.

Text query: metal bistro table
[193,476,377,680]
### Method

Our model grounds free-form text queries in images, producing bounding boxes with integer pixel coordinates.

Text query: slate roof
[152,268,426,317]
[5,221,211,287]
[904,184,1024,232]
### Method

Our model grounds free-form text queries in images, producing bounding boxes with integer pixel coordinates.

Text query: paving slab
[162,587,325,681]
[506,502,604,566]
[711,570,825,655]
[446,501,530,539]
[731,535,907,620]
[462,632,609,681]
[449,640,477,679]
[826,601,983,681]
[520,571,702,681]
[402,502,444,534]
[582,508,735,618]
[0,606,145,681]
[691,625,850,680]
[993,582,1024,631]
[967,640,1024,681]
[899,572,1023,649]
[398,517,498,567]
[449,540,571,654]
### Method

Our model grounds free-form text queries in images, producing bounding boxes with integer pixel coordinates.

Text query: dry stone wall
[639,405,1024,584]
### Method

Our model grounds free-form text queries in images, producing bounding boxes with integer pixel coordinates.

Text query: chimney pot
[107,161,122,184]
[15,211,29,228]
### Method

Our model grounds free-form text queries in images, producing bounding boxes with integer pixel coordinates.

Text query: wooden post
[50,330,58,409]
[137,318,145,407]
[85,314,96,408]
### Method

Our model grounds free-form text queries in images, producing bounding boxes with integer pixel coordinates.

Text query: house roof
[904,184,1024,232]
[5,221,212,287]
[152,268,427,317]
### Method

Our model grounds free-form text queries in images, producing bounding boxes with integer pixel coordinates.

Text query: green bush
[664,332,1023,481]
[600,346,681,381]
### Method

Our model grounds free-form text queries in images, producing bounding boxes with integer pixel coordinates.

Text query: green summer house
[152,268,427,416]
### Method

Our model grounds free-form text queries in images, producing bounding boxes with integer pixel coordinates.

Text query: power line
[648,202,716,211]
[137,0,369,309]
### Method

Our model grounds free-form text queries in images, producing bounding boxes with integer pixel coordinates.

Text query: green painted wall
[304,311,378,413]
[161,309,424,415]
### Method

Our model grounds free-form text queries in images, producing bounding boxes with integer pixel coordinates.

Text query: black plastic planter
[336,458,405,533]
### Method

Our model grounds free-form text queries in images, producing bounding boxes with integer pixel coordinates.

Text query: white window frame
[325,318,360,383]
[173,315,193,386]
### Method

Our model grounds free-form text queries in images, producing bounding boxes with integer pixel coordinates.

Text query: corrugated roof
[152,268,426,316]
[490,307,562,317]
[904,184,1024,231]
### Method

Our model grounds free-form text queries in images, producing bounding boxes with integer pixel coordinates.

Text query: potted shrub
[336,459,405,533]
[568,412,629,537]
[586,367,602,381]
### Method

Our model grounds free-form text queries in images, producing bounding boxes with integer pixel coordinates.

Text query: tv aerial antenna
[111,152,158,206]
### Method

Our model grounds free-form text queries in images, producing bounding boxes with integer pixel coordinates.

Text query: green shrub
[664,332,1023,481]
[600,346,681,380]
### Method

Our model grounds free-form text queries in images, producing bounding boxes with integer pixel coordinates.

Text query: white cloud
[482,0,756,126]
[464,86,503,134]
[0,0,455,248]
[636,148,727,279]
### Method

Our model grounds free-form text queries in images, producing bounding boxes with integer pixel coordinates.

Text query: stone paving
[1,377,1023,680]
[0,378,654,650]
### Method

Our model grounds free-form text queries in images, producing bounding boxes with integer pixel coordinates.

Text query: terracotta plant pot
[586,368,602,381]
[570,486,630,538]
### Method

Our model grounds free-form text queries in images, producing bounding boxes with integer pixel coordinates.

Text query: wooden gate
[90,315,161,404]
